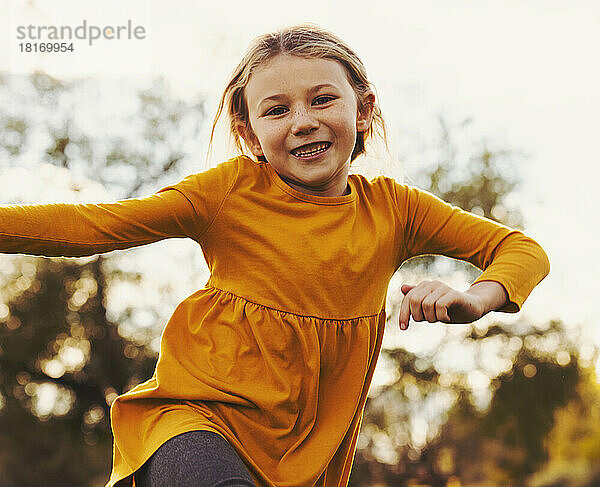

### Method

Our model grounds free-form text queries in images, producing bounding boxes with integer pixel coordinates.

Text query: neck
[283,177,350,198]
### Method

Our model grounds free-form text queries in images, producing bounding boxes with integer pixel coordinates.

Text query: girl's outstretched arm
[0,161,239,257]
[0,188,198,257]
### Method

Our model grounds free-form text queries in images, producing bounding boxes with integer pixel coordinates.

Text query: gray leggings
[134,430,256,487]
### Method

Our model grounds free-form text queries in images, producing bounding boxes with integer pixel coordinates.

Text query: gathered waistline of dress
[203,284,386,323]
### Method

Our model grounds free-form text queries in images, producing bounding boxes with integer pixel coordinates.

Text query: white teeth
[292,142,330,157]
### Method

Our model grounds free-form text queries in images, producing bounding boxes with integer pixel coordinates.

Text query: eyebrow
[257,83,339,109]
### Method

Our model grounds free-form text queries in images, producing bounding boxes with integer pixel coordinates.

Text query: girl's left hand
[399,281,485,330]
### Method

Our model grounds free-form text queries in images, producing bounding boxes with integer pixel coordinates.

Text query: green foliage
[527,367,600,487]
[0,258,156,486]
[350,317,593,486]
[480,349,579,475]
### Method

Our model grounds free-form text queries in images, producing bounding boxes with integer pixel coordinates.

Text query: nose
[290,106,319,136]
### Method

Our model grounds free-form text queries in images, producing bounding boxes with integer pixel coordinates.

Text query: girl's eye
[314,95,334,105]
[265,106,287,116]
[264,96,334,116]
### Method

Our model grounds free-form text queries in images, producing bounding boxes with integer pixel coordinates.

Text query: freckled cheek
[258,126,286,152]
[336,119,357,141]
[329,107,357,133]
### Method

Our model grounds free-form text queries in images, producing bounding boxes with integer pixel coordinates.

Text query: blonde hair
[207,23,389,165]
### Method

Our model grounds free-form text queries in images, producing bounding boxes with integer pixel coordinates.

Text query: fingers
[399,284,413,330]
[401,284,415,295]
[400,281,432,330]
[399,280,454,330]
[433,293,452,323]
[421,286,448,322]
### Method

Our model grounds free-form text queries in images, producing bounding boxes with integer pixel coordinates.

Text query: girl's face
[241,54,374,197]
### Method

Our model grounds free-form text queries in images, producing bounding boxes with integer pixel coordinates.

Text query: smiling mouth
[290,141,332,158]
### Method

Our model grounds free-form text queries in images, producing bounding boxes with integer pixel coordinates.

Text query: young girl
[0,24,549,487]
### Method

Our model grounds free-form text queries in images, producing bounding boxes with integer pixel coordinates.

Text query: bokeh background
[1,1,599,486]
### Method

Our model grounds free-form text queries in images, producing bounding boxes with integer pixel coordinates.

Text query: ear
[356,91,376,132]
[236,122,264,157]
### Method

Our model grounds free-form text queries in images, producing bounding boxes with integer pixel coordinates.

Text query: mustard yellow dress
[0,155,550,486]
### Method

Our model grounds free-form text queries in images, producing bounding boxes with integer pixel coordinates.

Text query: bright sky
[1,0,599,353]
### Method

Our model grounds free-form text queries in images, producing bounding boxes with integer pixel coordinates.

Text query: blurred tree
[419,321,584,486]
[527,364,600,487]
[423,116,523,229]
[0,258,154,486]
[1,71,205,195]
[0,72,205,486]
[350,318,592,486]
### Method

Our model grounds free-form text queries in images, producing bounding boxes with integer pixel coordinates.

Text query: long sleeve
[393,183,550,312]
[0,158,240,258]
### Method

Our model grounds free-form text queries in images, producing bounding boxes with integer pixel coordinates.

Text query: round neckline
[263,162,356,205]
